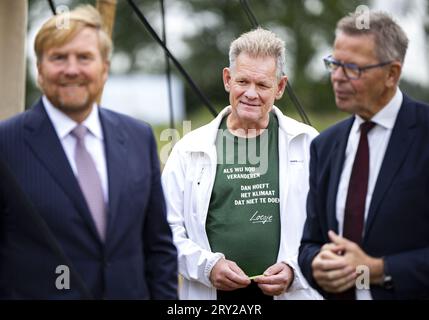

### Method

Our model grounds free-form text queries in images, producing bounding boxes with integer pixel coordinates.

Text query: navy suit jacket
[0,99,177,299]
[299,94,429,300]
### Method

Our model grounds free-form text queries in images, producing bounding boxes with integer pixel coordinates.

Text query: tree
[27,0,429,118]
[178,0,370,115]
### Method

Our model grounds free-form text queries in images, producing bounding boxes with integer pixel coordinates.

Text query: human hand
[327,231,384,285]
[253,262,294,296]
[209,258,251,291]
[311,232,356,293]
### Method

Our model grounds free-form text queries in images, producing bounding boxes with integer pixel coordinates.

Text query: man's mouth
[60,83,85,87]
[334,90,352,99]
[240,101,259,107]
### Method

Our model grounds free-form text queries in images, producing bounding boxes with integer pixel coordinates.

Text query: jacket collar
[23,99,103,242]
[363,94,417,242]
[23,99,127,244]
[184,105,311,153]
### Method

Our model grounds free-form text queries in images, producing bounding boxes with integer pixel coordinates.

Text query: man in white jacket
[162,28,322,300]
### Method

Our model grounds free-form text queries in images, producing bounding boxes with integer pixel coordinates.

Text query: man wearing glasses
[299,11,429,299]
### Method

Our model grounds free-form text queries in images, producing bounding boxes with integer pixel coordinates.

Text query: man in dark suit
[299,11,429,299]
[0,5,177,299]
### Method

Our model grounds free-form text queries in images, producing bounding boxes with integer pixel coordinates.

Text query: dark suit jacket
[0,99,177,299]
[299,94,429,300]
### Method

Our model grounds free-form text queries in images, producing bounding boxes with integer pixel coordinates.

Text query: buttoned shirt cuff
[204,252,225,287]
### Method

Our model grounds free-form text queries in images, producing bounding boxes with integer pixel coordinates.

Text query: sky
[373,0,429,85]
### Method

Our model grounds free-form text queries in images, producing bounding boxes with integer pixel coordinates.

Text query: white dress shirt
[43,96,109,202]
[335,89,403,300]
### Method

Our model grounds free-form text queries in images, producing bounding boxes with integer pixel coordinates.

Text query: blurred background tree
[26,0,429,128]
[180,0,369,116]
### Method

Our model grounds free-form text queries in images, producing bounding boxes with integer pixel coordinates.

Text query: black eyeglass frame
[323,55,393,80]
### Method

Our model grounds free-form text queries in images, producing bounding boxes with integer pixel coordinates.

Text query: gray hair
[336,11,409,64]
[229,28,286,79]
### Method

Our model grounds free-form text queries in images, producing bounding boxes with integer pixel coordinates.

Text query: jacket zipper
[197,167,205,185]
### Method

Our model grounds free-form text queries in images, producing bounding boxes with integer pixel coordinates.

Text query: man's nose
[331,66,348,81]
[244,84,258,99]
[63,57,80,76]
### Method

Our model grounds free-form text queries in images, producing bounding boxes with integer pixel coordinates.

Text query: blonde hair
[229,27,286,79]
[34,5,112,62]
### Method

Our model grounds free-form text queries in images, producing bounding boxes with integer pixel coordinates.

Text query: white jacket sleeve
[161,145,224,288]
[283,255,318,294]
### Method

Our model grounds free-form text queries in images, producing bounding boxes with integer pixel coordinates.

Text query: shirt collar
[354,88,403,133]
[42,95,104,140]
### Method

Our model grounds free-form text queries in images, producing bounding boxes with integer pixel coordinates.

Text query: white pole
[0,0,28,120]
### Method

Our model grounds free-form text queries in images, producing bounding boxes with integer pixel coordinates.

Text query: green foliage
[179,0,369,115]
[26,0,429,120]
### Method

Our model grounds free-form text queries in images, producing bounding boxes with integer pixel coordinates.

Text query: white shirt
[335,89,403,300]
[43,96,109,202]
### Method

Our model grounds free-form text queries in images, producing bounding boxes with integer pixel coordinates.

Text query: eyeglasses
[323,55,393,80]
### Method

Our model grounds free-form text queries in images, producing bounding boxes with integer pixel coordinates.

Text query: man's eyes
[50,54,66,61]
[344,63,359,71]
[48,54,94,62]
[78,55,93,61]
[235,80,271,88]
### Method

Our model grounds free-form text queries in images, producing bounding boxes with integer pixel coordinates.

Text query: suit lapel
[99,109,127,239]
[23,100,101,240]
[327,117,354,233]
[364,97,417,241]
